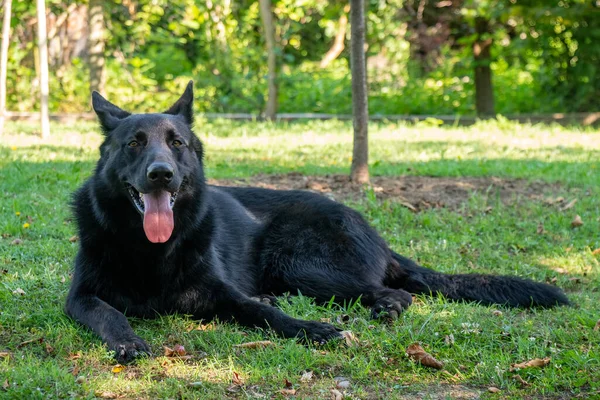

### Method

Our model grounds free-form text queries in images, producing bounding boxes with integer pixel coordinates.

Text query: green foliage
[3,0,599,114]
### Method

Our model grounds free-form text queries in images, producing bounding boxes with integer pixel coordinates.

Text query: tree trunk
[0,0,12,136]
[320,4,350,69]
[36,0,50,138]
[88,0,106,95]
[350,0,369,184]
[258,0,277,121]
[473,17,494,117]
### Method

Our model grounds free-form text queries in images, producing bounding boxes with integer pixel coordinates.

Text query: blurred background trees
[2,0,598,116]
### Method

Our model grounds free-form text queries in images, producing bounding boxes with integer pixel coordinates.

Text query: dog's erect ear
[164,81,194,125]
[91,92,131,133]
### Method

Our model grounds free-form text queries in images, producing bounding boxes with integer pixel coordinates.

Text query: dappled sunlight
[537,253,599,278]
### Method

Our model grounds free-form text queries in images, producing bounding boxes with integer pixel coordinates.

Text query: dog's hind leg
[256,201,414,318]
[262,263,413,319]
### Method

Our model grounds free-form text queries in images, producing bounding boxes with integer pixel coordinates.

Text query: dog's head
[91,81,204,244]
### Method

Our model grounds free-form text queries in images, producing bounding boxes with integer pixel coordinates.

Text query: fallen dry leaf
[592,249,600,256]
[488,387,501,393]
[593,320,600,331]
[95,391,118,399]
[10,238,22,245]
[17,337,43,348]
[284,378,293,388]
[187,322,215,332]
[512,374,530,387]
[571,215,583,228]
[399,201,417,212]
[111,364,125,374]
[340,330,359,347]
[280,389,297,396]
[2,380,8,390]
[300,370,314,382]
[233,340,275,349]
[0,352,10,359]
[173,344,186,356]
[163,344,186,357]
[406,343,444,369]
[510,357,551,372]
[547,196,564,205]
[68,235,79,243]
[560,198,578,211]
[536,223,545,235]
[232,371,243,385]
[45,342,54,354]
[491,310,503,317]
[12,288,25,296]
[66,352,82,360]
[330,388,343,400]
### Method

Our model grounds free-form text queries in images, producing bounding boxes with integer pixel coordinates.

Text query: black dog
[66,82,569,363]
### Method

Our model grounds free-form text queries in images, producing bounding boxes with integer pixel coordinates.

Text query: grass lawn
[1,119,599,399]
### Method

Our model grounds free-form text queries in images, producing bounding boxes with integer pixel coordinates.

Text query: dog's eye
[172,140,183,148]
[128,140,139,148]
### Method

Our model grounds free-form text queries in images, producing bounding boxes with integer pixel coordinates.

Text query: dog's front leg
[212,283,342,344]
[65,289,151,363]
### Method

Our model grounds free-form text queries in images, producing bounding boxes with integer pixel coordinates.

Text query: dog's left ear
[164,80,194,125]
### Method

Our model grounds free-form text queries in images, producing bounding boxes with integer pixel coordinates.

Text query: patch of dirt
[209,173,564,211]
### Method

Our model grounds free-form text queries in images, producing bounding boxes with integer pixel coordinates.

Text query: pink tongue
[142,191,174,243]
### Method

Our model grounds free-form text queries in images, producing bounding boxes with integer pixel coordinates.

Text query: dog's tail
[385,252,570,308]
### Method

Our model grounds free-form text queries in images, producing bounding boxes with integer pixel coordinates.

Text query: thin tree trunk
[259,0,277,120]
[473,17,494,117]
[36,0,50,138]
[320,4,350,68]
[88,0,106,95]
[350,0,369,184]
[0,0,12,136]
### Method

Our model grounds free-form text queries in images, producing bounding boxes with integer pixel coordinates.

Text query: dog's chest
[98,248,199,315]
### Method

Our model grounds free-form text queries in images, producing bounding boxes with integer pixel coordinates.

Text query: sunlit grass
[0,120,599,398]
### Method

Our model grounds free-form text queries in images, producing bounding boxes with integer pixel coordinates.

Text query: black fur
[66,82,569,363]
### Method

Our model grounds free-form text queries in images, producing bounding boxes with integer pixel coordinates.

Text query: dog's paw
[371,289,413,320]
[296,321,343,345]
[109,336,152,364]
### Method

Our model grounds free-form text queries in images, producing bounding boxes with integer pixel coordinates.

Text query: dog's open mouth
[126,185,179,244]
[127,186,178,214]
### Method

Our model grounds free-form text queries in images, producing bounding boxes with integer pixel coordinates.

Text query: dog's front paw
[109,335,152,364]
[296,321,343,345]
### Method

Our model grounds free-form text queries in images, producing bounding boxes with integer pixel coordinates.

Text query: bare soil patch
[209,173,563,211]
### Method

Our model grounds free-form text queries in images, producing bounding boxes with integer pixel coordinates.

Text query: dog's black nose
[147,162,174,183]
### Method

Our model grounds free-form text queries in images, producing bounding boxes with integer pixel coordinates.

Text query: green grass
[1,119,599,399]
